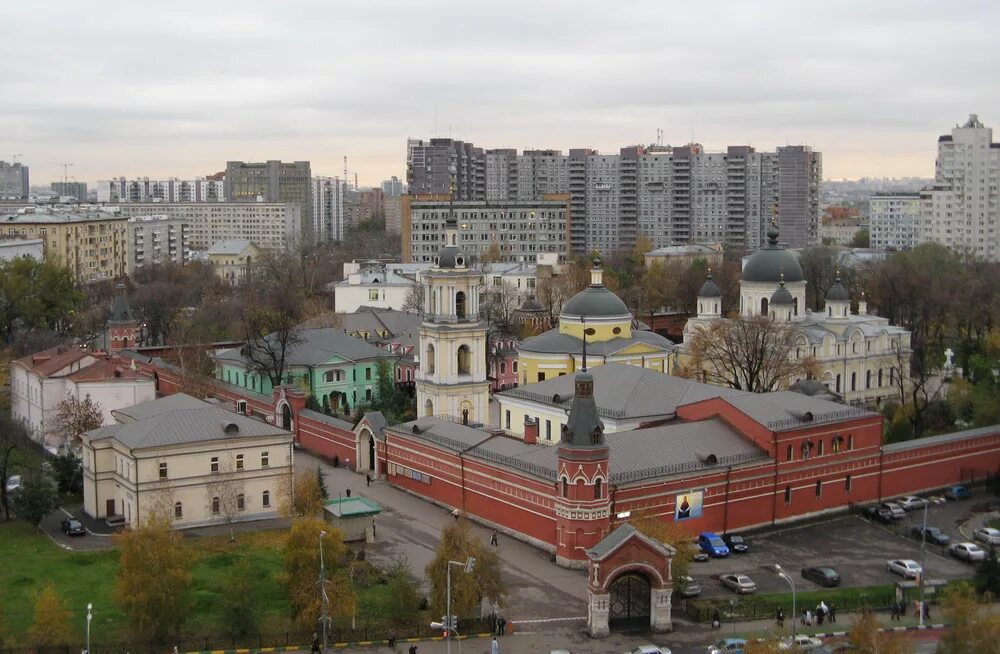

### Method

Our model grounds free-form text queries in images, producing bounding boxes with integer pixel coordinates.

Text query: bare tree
[686,316,819,392]
[535,273,580,327]
[402,282,425,315]
[206,455,247,542]
[53,395,104,447]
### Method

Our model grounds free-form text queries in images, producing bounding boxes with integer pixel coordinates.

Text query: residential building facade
[406,138,485,200]
[50,182,88,202]
[384,195,402,234]
[127,215,189,274]
[311,176,346,243]
[97,178,224,203]
[0,161,29,199]
[919,115,1000,261]
[81,393,294,527]
[0,210,128,282]
[870,193,921,251]
[381,176,406,197]
[112,202,303,251]
[224,160,313,243]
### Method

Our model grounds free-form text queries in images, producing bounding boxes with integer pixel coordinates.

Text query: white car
[625,646,670,654]
[887,559,922,578]
[974,527,1000,545]
[950,542,987,562]
[897,495,929,511]
[779,634,824,651]
[4,475,21,493]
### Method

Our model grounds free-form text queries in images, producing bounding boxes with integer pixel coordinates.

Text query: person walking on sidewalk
[490,636,500,654]
[311,633,320,654]
[776,607,785,628]
[366,473,371,487]
[387,627,396,648]
[490,530,498,547]
[408,646,418,654]
[713,609,721,629]
[890,601,901,621]
[828,603,836,623]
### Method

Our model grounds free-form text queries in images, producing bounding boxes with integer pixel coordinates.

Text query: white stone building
[870,193,921,251]
[97,178,224,203]
[81,393,294,527]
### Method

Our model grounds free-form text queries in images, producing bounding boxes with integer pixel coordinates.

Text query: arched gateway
[585,524,675,637]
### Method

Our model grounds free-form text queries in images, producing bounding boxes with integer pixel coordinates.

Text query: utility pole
[11,154,22,163]
[318,531,330,651]
[918,501,928,626]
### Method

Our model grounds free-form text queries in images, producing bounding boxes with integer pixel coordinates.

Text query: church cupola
[769,277,794,322]
[825,273,851,320]
[697,271,722,318]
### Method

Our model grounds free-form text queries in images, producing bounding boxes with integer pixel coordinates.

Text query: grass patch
[987,516,1000,530]
[0,521,410,644]
[688,584,897,623]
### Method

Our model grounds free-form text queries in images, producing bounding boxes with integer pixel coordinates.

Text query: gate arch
[608,571,651,629]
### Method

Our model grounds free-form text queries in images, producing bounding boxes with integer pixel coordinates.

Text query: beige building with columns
[81,394,294,528]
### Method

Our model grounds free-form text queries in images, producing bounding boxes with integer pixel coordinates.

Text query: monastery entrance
[608,571,651,629]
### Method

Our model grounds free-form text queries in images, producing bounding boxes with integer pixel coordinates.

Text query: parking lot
[691,495,988,599]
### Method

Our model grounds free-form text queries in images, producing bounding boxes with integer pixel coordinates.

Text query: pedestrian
[346,488,352,498]
[828,603,836,623]
[922,601,931,621]
[498,616,507,635]
[311,633,320,654]
[372,518,376,539]
[366,473,371,487]
[890,602,900,621]
[333,454,339,468]
[388,627,396,647]
[490,530,498,547]
[490,636,499,654]
[805,609,812,626]
[776,607,785,627]
[408,646,418,654]
[816,604,825,626]
[713,608,721,629]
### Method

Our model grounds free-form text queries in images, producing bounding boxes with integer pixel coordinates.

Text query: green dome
[742,227,804,283]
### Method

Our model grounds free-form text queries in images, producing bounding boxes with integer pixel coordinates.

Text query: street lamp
[429,621,462,654]
[918,501,929,627]
[318,531,330,652]
[772,564,797,639]
[443,557,475,654]
[86,602,93,654]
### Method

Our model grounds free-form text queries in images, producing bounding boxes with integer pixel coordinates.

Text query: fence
[684,589,897,624]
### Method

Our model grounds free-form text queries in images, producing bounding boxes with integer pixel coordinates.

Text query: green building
[214,328,390,416]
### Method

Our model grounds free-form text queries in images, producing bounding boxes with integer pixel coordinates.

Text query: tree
[798,246,843,312]
[938,583,1000,654]
[851,228,871,248]
[11,472,58,527]
[239,306,303,389]
[0,258,81,343]
[317,465,330,500]
[847,608,907,654]
[114,511,193,641]
[976,546,1000,596]
[686,316,818,392]
[402,282,425,315]
[426,518,505,616]
[205,455,247,542]
[281,469,325,518]
[51,451,83,494]
[370,357,413,423]
[629,513,695,592]
[53,394,104,447]
[480,280,521,340]
[280,517,353,628]
[26,582,75,648]
[535,272,579,327]
[384,558,420,625]
[219,559,259,641]
[0,415,31,521]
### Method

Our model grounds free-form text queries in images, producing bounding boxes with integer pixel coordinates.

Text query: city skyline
[5,1,999,187]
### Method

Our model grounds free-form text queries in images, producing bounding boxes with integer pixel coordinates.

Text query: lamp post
[429,622,462,654]
[319,531,329,652]
[86,603,93,654]
[918,501,929,627]
[444,557,475,654]
[773,564,796,639]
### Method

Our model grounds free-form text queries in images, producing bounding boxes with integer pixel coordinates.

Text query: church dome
[435,246,466,269]
[826,277,850,302]
[698,274,722,298]
[520,295,544,312]
[770,283,794,306]
[562,259,629,318]
[742,226,804,283]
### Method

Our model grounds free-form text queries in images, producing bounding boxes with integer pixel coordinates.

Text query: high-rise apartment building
[401,195,571,264]
[406,138,485,199]
[0,210,127,282]
[97,178,224,203]
[51,181,88,201]
[126,215,189,274]
[312,177,346,242]
[870,193,921,251]
[0,161,29,200]
[919,115,1000,261]
[406,138,820,254]
[384,195,403,234]
[380,176,406,197]
[224,160,312,243]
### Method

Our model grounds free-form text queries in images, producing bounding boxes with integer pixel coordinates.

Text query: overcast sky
[4,0,998,188]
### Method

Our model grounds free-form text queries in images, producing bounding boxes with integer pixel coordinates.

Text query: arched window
[457,345,471,375]
[512,360,518,373]
[500,361,506,375]
[850,372,857,391]
[793,297,799,316]
[396,367,401,380]
[455,291,467,320]
[594,478,603,499]
[760,297,769,316]
[878,368,883,387]
[561,479,568,498]
[406,369,412,382]
[424,398,433,417]
[174,502,183,519]
[832,436,842,453]
[237,494,245,511]
[866,370,872,389]
[425,344,435,374]
[212,497,221,515]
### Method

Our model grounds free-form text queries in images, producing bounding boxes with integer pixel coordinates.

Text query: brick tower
[106,282,141,351]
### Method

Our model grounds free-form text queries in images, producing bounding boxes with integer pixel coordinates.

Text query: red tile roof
[14,345,99,378]
[66,358,148,383]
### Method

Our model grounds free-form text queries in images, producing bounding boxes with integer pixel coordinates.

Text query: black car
[61,518,86,536]
[722,534,749,553]
[911,525,950,546]
[801,566,841,587]
[865,506,894,524]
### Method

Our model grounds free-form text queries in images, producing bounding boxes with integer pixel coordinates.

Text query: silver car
[720,573,757,594]
[897,495,929,511]
[974,527,1000,545]
[886,559,922,578]
[950,542,987,562]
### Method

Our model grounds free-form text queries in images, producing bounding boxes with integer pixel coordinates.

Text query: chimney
[523,417,538,445]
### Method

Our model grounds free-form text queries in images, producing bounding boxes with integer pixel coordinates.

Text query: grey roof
[358,411,388,441]
[113,393,212,422]
[109,284,134,323]
[468,433,559,480]
[882,425,1000,453]
[298,408,354,431]
[741,228,804,283]
[392,417,497,452]
[519,328,673,356]
[436,245,467,269]
[87,406,291,450]
[561,285,630,318]
[0,212,128,225]
[698,275,722,298]
[722,391,877,431]
[561,371,606,448]
[206,239,256,255]
[788,379,842,401]
[587,523,676,560]
[606,418,769,483]
[520,295,545,312]
[770,284,794,305]
[826,279,850,302]
[215,328,388,368]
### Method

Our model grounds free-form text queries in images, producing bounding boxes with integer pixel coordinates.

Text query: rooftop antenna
[343,156,347,182]
[11,154,22,163]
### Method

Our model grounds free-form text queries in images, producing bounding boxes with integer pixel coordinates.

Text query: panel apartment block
[224,160,312,243]
[97,178,224,203]
[870,193,921,251]
[127,215,189,274]
[0,211,127,283]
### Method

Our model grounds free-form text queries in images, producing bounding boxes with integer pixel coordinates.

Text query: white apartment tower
[920,115,1000,261]
[311,177,346,243]
[870,194,921,251]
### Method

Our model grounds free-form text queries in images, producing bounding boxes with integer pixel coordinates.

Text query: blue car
[698,532,730,557]
[945,485,971,500]
[708,637,746,654]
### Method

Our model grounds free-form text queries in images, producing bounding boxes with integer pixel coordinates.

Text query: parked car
[692,551,711,562]
[878,502,906,520]
[911,525,950,546]
[722,534,749,553]
[949,542,987,562]
[4,475,21,493]
[974,527,1000,545]
[897,495,929,511]
[945,485,972,501]
[708,638,747,654]
[886,559,922,578]
[60,518,86,536]
[676,575,702,598]
[625,647,670,654]
[779,634,824,651]
[698,532,731,557]
[720,573,757,594]
[801,566,842,587]
[865,506,894,524]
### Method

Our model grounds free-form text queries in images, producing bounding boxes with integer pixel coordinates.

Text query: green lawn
[0,521,410,645]
[687,584,898,623]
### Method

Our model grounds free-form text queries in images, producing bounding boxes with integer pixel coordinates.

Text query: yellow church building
[517,259,676,384]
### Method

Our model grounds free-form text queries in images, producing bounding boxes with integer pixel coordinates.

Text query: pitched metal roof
[586,523,677,561]
[519,328,673,356]
[87,406,291,449]
[215,327,388,368]
[883,425,1000,453]
[14,345,97,378]
[206,239,256,255]
[113,392,213,422]
[720,391,876,431]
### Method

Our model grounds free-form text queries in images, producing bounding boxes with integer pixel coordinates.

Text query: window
[786,444,793,462]
[236,454,244,470]
[159,462,168,479]
[801,442,812,459]
[262,490,271,507]
[174,502,183,519]
[594,479,602,499]
[212,497,221,514]
[261,451,269,468]
[815,480,822,498]
[835,374,841,393]
[237,493,245,511]
[505,410,511,429]
[847,435,854,451]
[512,361,518,373]
[878,369,883,387]
[851,372,857,392]
[546,420,551,440]
[369,289,379,301]
[500,361,506,375]
[845,475,852,492]
[537,372,545,382]
[784,486,792,504]
[365,388,372,401]
[561,479,568,498]
[236,400,247,414]
[817,440,824,456]
[457,345,472,375]
[365,367,372,380]
[832,436,842,454]
[210,457,219,473]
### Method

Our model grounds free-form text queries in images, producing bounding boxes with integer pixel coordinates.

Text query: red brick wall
[298,413,357,465]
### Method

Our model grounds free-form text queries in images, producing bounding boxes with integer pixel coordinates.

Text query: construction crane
[60,163,74,188]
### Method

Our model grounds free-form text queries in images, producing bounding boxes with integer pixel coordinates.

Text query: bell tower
[414,185,489,424]
[106,282,141,351]
[554,339,612,568]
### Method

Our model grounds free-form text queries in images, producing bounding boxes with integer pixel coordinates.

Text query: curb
[807,623,947,639]
[181,633,498,654]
